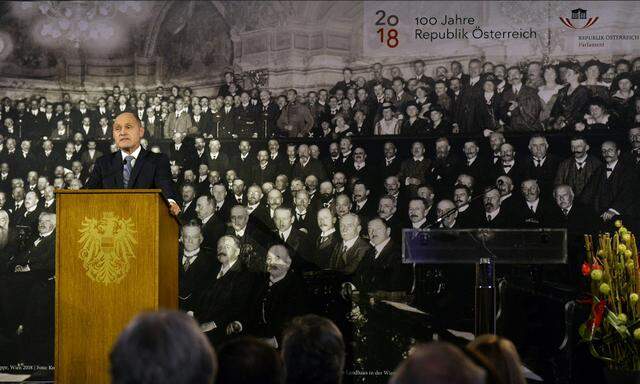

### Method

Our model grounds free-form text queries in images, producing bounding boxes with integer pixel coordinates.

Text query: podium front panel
[55,190,174,384]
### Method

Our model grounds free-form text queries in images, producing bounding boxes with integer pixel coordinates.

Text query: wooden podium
[54,189,179,384]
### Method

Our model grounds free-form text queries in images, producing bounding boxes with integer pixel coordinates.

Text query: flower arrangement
[581,221,640,371]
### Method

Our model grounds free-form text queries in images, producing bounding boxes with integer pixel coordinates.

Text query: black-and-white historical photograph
[1,1,640,383]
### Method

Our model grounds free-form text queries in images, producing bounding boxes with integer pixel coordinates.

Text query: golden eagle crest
[78,212,138,284]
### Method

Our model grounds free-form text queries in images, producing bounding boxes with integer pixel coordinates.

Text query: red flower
[582,262,592,276]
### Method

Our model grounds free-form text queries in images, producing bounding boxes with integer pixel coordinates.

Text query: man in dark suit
[272,206,315,273]
[204,139,230,176]
[85,112,180,215]
[258,90,279,139]
[323,142,343,178]
[399,142,431,194]
[291,144,327,183]
[524,134,560,197]
[247,185,271,231]
[252,150,278,186]
[430,137,461,198]
[312,208,340,269]
[248,244,308,345]
[379,142,401,181]
[226,205,269,273]
[292,189,317,237]
[0,212,56,353]
[35,104,57,139]
[519,179,556,228]
[328,213,372,276]
[191,105,213,137]
[79,140,103,172]
[453,185,481,228]
[194,195,226,252]
[407,197,436,229]
[593,141,638,227]
[460,139,490,191]
[234,92,259,138]
[178,223,217,312]
[482,188,510,228]
[499,66,543,132]
[168,132,195,172]
[555,136,603,206]
[496,175,520,220]
[549,185,599,285]
[493,142,526,188]
[193,236,253,346]
[219,96,236,138]
[351,181,376,224]
[16,191,42,236]
[231,140,255,186]
[178,183,198,225]
[348,218,411,294]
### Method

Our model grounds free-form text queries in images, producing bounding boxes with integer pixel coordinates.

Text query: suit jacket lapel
[112,151,125,188]
[128,148,148,188]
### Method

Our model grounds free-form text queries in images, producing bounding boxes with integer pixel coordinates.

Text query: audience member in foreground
[281,314,345,384]
[468,334,527,384]
[110,310,217,384]
[390,342,485,384]
[216,336,284,384]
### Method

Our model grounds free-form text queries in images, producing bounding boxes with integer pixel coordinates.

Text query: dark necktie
[562,209,568,216]
[123,155,134,188]
[340,245,348,263]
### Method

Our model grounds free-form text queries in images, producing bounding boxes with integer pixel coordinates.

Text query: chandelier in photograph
[17,1,144,48]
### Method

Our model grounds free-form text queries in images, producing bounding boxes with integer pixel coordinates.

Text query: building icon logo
[560,8,599,29]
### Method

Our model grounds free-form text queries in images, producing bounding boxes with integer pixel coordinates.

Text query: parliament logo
[78,212,138,285]
[560,8,599,29]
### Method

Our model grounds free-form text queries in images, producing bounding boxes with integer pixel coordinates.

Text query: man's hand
[226,321,242,335]
[169,201,181,216]
[601,211,615,222]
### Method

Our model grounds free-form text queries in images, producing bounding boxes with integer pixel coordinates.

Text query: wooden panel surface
[54,191,177,384]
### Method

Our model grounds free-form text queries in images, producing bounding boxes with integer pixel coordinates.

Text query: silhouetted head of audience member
[390,342,485,384]
[110,310,217,384]
[216,337,284,384]
[468,335,526,384]
[282,315,345,384]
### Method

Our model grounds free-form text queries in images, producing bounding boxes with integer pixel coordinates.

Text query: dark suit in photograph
[328,237,372,276]
[178,247,217,311]
[194,261,253,346]
[85,147,178,202]
[351,240,411,293]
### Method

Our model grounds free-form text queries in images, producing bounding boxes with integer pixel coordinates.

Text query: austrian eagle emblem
[78,212,138,284]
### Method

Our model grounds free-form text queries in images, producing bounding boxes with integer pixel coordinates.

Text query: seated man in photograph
[192,236,253,346]
[247,245,308,348]
[178,222,216,312]
[328,213,372,276]
[345,218,411,298]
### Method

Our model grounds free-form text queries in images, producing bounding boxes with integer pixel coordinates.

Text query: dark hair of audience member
[390,342,486,384]
[216,337,284,384]
[109,310,217,384]
[468,335,526,384]
[281,315,345,384]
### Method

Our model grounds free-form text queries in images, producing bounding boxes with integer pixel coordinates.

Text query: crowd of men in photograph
[0,55,640,367]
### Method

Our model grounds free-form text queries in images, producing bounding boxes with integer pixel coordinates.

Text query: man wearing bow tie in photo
[85,112,180,216]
